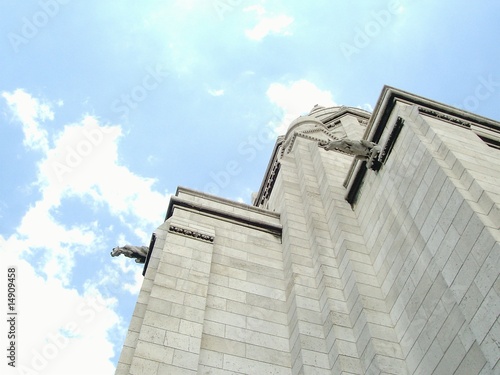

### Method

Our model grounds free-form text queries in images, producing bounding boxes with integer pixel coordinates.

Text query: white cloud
[266,79,337,134]
[118,259,145,294]
[244,4,266,16]
[38,115,169,230]
[358,103,373,112]
[1,252,119,375]
[2,89,54,152]
[13,199,97,284]
[235,187,254,205]
[208,88,225,97]
[244,6,294,41]
[1,89,171,374]
[1,102,167,283]
[89,257,144,296]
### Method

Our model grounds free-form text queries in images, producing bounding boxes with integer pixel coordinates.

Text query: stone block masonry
[116,187,287,374]
[353,96,500,374]
[115,87,500,374]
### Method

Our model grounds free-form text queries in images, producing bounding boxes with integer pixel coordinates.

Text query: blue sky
[1,0,499,373]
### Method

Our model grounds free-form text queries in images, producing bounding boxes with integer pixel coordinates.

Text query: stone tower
[115,86,500,374]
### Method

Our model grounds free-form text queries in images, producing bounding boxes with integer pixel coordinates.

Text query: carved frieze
[256,159,280,206]
[378,116,405,165]
[418,107,472,128]
[168,225,214,242]
[281,128,333,157]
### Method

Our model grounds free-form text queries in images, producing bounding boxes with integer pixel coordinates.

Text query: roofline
[254,106,373,207]
[165,186,282,235]
[345,85,500,205]
[366,85,500,143]
[253,136,284,206]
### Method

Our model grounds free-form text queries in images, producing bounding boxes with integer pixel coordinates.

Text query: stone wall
[115,188,287,374]
[115,89,500,374]
[354,103,500,374]
[268,117,407,373]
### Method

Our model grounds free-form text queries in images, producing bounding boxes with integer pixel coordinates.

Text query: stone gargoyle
[318,138,382,169]
[111,245,149,264]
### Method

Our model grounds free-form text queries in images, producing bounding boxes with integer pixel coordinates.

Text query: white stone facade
[116,87,500,374]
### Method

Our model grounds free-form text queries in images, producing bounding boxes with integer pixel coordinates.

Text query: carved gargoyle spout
[318,138,381,169]
[111,245,149,263]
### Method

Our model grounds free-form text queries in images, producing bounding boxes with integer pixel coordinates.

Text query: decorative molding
[256,159,280,207]
[419,106,500,151]
[378,116,405,165]
[325,120,342,129]
[320,107,371,127]
[346,116,405,204]
[167,195,282,235]
[253,138,284,209]
[477,134,500,150]
[418,107,472,129]
[142,232,157,276]
[281,128,334,157]
[169,225,214,242]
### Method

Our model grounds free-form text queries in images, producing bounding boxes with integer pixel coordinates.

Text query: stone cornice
[418,107,472,128]
[255,107,373,208]
[166,190,282,236]
[254,137,284,208]
[365,86,500,144]
[254,158,280,207]
[281,128,333,157]
[322,107,371,126]
[174,186,280,220]
[418,106,500,149]
[345,86,500,206]
[378,116,405,165]
[284,116,326,142]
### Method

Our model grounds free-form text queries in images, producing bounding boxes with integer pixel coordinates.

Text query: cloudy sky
[1,0,499,373]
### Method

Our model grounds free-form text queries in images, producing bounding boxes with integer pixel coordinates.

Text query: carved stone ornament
[318,138,382,169]
[169,225,215,242]
[418,107,472,128]
[281,128,334,158]
[111,245,149,263]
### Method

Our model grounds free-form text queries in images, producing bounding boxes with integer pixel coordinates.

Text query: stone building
[115,86,500,374]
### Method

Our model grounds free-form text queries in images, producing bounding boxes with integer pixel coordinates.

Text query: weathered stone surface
[116,88,500,374]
